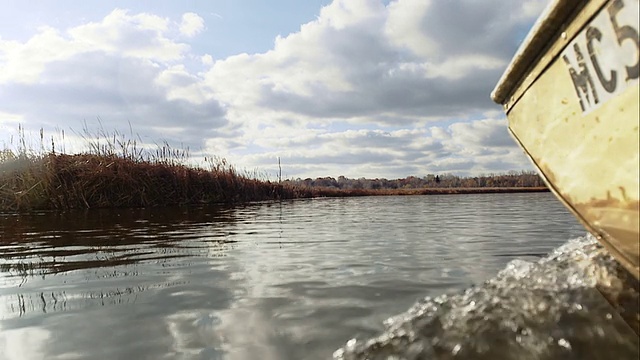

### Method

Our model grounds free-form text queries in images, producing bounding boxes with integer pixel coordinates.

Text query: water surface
[0,193,611,359]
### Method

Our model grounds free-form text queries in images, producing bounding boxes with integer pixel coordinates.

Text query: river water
[0,193,637,359]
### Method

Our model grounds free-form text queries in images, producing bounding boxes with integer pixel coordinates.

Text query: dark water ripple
[1,193,629,360]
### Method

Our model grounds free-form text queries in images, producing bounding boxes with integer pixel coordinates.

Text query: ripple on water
[334,235,640,360]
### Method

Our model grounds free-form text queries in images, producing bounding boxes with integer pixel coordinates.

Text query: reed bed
[1,126,548,211]
[0,126,303,211]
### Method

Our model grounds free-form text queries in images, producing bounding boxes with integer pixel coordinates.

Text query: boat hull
[493,0,639,277]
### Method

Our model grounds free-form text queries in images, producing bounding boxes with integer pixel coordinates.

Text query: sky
[0,0,550,180]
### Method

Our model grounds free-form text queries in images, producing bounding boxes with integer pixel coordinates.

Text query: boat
[491,0,639,278]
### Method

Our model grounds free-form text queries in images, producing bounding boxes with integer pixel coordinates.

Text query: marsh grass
[1,125,548,211]
[1,126,301,211]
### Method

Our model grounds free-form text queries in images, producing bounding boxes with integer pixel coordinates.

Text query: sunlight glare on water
[0,193,636,359]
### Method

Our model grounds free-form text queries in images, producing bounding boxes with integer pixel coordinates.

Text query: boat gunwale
[491,0,586,105]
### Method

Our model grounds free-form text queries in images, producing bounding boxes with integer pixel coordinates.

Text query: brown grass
[0,125,309,211]
[0,153,548,211]
[0,153,307,210]
[0,125,548,211]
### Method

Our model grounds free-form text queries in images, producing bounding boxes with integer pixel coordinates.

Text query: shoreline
[308,186,549,198]
[1,152,549,212]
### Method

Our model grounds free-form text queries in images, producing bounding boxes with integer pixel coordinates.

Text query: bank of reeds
[1,126,549,212]
[0,126,303,211]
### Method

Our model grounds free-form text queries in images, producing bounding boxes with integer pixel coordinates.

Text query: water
[335,236,639,360]
[0,193,636,359]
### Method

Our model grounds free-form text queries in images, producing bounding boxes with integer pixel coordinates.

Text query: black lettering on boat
[561,0,639,114]
[587,26,617,93]
[563,44,599,111]
[608,0,640,80]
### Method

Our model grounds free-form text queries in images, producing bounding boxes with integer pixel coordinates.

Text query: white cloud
[0,27,79,84]
[179,13,205,37]
[68,9,186,61]
[155,65,210,104]
[196,0,545,178]
[423,55,506,80]
[316,0,386,30]
[0,1,547,179]
[0,111,24,124]
[204,0,543,127]
[201,54,214,66]
[385,0,435,58]
[449,118,516,151]
[0,9,225,148]
[0,111,25,147]
[520,0,550,19]
[0,9,191,85]
[217,114,529,180]
[68,9,189,61]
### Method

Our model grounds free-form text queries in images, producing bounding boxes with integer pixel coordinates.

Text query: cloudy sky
[0,0,549,180]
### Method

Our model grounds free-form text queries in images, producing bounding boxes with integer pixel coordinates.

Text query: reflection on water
[1,207,239,321]
[0,193,623,359]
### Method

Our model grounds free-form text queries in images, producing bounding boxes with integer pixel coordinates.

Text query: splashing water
[334,235,639,360]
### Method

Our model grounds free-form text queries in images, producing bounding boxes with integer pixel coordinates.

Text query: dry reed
[0,126,301,211]
[0,125,548,212]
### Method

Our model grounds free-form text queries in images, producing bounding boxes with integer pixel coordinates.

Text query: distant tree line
[283,171,546,189]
